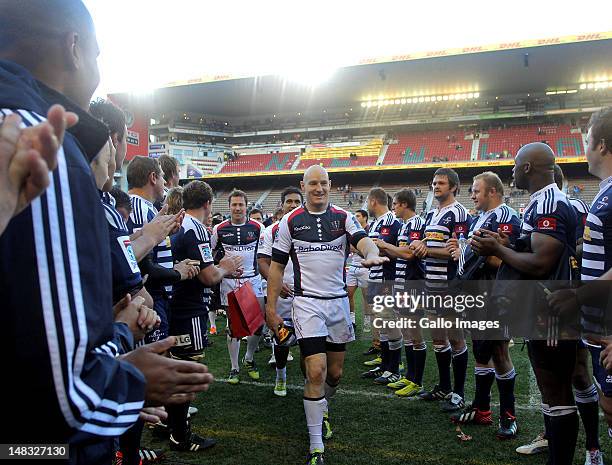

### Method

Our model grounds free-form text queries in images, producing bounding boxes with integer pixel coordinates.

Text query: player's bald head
[303,165,329,184]
[0,0,95,55]
[515,142,556,170]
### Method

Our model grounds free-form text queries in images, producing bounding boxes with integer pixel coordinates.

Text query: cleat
[169,432,216,452]
[188,406,198,418]
[496,412,518,440]
[274,379,287,397]
[139,448,165,464]
[585,449,604,465]
[148,421,170,439]
[227,369,240,385]
[362,345,380,356]
[363,356,382,367]
[243,359,260,380]
[209,326,217,335]
[395,382,422,397]
[418,384,450,401]
[322,414,333,440]
[374,371,401,385]
[515,432,548,455]
[387,377,412,390]
[441,392,465,412]
[287,350,294,361]
[361,367,383,379]
[268,353,276,368]
[451,405,493,425]
[306,449,325,464]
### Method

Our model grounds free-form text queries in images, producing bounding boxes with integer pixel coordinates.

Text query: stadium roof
[129,33,612,118]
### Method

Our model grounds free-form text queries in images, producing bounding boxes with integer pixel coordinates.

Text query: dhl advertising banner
[108,94,149,162]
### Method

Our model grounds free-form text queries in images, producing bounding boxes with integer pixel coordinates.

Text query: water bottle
[458,232,467,250]
[363,315,372,334]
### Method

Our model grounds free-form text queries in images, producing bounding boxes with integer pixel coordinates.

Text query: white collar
[599,175,612,191]
[529,183,558,201]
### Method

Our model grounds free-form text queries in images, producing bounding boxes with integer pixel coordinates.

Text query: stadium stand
[479,124,584,159]
[297,138,383,170]
[384,130,473,165]
[219,151,299,174]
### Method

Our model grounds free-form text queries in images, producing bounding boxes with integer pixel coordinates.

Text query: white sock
[208,311,216,329]
[276,367,287,381]
[245,334,260,362]
[350,312,356,324]
[227,336,240,371]
[303,397,326,453]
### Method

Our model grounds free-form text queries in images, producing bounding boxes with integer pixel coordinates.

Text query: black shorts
[169,314,208,360]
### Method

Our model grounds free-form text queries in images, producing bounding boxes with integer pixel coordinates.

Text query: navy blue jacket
[0,60,145,445]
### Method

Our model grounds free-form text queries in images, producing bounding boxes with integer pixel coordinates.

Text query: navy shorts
[145,295,169,344]
[169,314,208,360]
[589,345,612,397]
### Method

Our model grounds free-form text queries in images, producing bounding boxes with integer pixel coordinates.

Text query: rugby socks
[119,418,144,465]
[451,346,468,398]
[245,334,260,362]
[413,343,427,386]
[379,340,390,371]
[304,396,327,453]
[575,385,600,451]
[208,311,216,331]
[167,402,190,443]
[473,367,495,411]
[388,338,403,374]
[404,343,415,380]
[544,406,578,465]
[434,344,452,392]
[496,368,516,416]
[227,336,240,371]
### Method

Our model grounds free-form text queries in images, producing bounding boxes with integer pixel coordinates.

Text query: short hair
[434,167,460,195]
[164,186,183,215]
[89,99,126,139]
[281,186,303,204]
[587,107,612,154]
[228,189,247,205]
[109,187,131,213]
[473,171,505,196]
[182,181,213,210]
[394,189,417,211]
[249,208,263,218]
[368,187,388,206]
[355,209,368,220]
[159,155,179,183]
[553,165,564,190]
[126,156,161,189]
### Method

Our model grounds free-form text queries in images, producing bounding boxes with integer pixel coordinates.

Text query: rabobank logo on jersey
[297,243,344,253]
[228,244,256,252]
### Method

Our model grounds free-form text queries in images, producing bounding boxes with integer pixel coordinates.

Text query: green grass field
[143,293,610,465]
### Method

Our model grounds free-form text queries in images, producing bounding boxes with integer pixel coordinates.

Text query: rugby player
[447,172,520,439]
[211,190,265,384]
[376,189,427,397]
[361,187,403,385]
[266,165,386,465]
[410,168,472,411]
[471,143,580,465]
[258,186,304,396]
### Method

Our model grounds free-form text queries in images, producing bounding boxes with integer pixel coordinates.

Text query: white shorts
[292,296,355,344]
[276,295,293,320]
[346,265,369,288]
[220,275,264,306]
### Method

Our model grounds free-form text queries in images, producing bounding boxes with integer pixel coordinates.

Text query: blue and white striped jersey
[581,177,612,281]
[395,215,425,281]
[128,194,174,294]
[424,201,472,282]
[569,197,590,246]
[368,210,402,281]
[101,192,142,303]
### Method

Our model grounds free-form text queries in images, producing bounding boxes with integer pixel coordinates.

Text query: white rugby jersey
[272,204,367,299]
[211,218,265,279]
[258,220,294,286]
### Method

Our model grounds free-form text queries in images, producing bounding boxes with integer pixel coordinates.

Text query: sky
[85,0,612,97]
